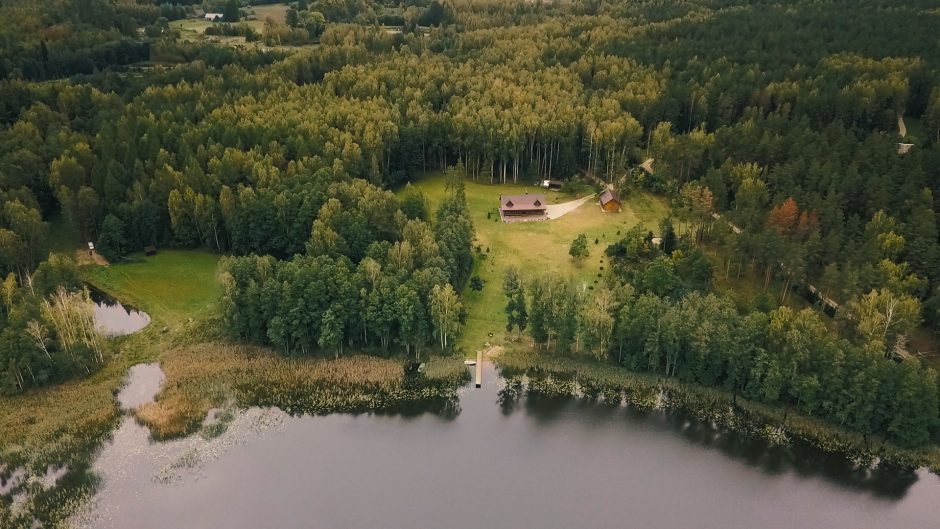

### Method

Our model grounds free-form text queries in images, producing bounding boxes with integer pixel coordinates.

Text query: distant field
[87,250,221,324]
[252,3,288,23]
[407,173,669,353]
[170,3,289,43]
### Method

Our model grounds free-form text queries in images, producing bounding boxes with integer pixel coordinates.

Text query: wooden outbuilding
[599,189,621,213]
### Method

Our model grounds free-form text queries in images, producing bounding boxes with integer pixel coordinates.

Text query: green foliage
[569,233,589,262]
[516,267,940,447]
[96,213,127,262]
[221,179,472,358]
[0,261,106,395]
[224,0,240,23]
[0,0,939,452]
[502,267,527,333]
[659,217,677,255]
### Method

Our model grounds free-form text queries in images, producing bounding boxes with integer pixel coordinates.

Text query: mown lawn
[87,249,221,325]
[406,173,669,353]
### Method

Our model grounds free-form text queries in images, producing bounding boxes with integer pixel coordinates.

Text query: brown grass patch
[134,343,408,439]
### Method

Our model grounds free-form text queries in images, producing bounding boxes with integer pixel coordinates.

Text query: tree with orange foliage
[767,197,799,236]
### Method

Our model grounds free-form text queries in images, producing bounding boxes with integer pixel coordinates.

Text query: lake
[71,362,940,529]
[89,289,151,337]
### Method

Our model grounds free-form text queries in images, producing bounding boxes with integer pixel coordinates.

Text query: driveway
[545,194,596,219]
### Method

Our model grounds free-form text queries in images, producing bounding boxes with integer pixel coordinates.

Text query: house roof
[500,194,546,211]
[600,189,620,205]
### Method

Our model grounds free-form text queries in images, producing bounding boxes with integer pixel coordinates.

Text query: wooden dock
[475,350,483,388]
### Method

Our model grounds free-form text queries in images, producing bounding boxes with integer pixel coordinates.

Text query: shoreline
[494,347,940,473]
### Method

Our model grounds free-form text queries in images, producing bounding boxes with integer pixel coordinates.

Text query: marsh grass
[134,343,467,439]
[0,312,175,528]
[497,347,940,471]
[422,357,471,386]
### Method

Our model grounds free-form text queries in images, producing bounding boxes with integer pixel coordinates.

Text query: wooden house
[599,189,621,213]
[499,193,548,222]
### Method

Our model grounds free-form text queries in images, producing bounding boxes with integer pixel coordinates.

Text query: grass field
[406,173,669,352]
[170,4,288,43]
[87,249,221,325]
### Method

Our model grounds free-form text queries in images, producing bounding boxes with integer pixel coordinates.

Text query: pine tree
[96,214,126,262]
[503,267,527,333]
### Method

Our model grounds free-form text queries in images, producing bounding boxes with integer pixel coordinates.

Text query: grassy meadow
[87,249,221,325]
[406,172,669,352]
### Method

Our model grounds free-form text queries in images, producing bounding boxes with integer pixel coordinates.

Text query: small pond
[70,362,940,529]
[89,288,151,337]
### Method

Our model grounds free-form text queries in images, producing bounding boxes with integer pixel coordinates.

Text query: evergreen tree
[503,267,527,333]
[224,0,240,22]
[96,213,126,262]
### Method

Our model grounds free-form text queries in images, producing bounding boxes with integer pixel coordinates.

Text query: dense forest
[0,0,938,449]
[505,228,939,448]
[219,175,472,358]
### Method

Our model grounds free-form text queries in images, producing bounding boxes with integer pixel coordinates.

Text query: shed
[205,13,224,21]
[599,189,621,213]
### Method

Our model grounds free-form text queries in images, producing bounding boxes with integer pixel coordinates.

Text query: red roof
[500,194,547,211]
[600,189,620,205]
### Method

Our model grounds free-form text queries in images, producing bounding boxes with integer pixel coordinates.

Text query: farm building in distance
[599,189,621,212]
[499,193,548,222]
[204,13,224,20]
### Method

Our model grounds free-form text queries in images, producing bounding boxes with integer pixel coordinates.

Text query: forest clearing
[170,3,291,45]
[2,0,940,526]
[405,173,668,350]
[87,250,221,325]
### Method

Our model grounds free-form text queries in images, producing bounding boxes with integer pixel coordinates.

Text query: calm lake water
[72,362,940,529]
[90,289,150,336]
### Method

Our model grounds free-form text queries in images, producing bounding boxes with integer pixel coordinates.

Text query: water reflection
[89,288,151,336]
[72,362,939,529]
[118,363,165,410]
[512,386,927,500]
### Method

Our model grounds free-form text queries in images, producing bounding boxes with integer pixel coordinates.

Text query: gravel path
[545,194,596,219]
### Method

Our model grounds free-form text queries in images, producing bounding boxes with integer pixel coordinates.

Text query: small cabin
[599,189,621,213]
[205,13,224,21]
[499,193,548,222]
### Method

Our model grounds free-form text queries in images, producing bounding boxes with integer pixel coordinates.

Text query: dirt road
[545,194,596,219]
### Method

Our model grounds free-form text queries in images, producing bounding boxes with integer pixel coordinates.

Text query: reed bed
[497,347,940,471]
[422,357,472,386]
[135,343,465,439]
[0,360,125,529]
